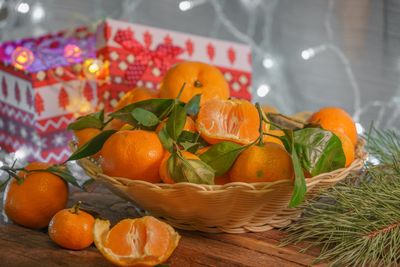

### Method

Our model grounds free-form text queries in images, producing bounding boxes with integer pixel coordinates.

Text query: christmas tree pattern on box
[0,27,97,163]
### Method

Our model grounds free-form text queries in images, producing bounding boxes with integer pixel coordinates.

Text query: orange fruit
[110,87,159,130]
[159,151,199,184]
[48,204,95,250]
[101,130,164,182]
[196,98,260,145]
[3,162,69,229]
[308,107,358,146]
[155,116,196,134]
[229,142,294,183]
[332,131,355,167]
[159,61,230,104]
[263,129,285,147]
[93,216,180,267]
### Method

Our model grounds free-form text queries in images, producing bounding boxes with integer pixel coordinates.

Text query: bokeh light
[11,46,34,70]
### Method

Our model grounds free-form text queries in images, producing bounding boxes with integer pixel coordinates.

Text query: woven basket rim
[78,138,367,192]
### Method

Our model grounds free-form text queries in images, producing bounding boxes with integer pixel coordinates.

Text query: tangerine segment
[197,98,260,145]
[94,217,180,267]
[159,61,230,104]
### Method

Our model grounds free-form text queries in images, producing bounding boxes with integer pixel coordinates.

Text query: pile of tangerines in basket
[1,61,358,266]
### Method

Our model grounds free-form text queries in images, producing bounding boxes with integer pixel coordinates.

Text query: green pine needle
[282,127,400,267]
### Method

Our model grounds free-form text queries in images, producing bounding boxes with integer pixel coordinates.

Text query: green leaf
[67,110,105,130]
[281,130,307,208]
[168,153,215,184]
[288,149,307,208]
[166,104,186,140]
[294,128,346,176]
[199,141,246,177]
[67,130,117,161]
[158,126,174,153]
[185,94,201,116]
[177,131,207,153]
[131,108,160,127]
[45,165,80,188]
[110,98,175,125]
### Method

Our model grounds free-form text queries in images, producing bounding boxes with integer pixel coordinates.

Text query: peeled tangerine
[94,216,180,267]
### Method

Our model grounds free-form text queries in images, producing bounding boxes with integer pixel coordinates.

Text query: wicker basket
[77,140,366,233]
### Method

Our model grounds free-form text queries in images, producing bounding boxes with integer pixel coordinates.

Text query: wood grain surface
[0,185,324,267]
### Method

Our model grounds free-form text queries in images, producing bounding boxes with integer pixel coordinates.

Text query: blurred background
[0,0,399,131]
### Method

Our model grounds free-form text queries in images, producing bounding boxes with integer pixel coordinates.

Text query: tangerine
[3,162,69,229]
[48,203,95,250]
[100,130,164,182]
[308,107,358,146]
[159,61,229,104]
[159,151,199,184]
[229,142,294,183]
[333,131,355,167]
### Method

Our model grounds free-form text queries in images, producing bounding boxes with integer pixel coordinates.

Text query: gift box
[96,18,252,111]
[0,26,98,162]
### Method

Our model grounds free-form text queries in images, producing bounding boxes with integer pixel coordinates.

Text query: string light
[257,84,270,97]
[11,46,34,70]
[64,44,82,62]
[16,2,30,13]
[179,1,192,11]
[262,57,274,69]
[82,58,103,79]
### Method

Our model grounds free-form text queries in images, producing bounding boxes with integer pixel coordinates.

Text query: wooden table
[0,185,323,267]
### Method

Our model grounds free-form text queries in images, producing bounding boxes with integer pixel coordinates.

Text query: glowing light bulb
[12,47,34,70]
[17,2,30,13]
[83,58,103,78]
[257,84,270,97]
[262,58,274,69]
[301,49,315,60]
[355,122,364,135]
[179,1,192,11]
[64,44,82,62]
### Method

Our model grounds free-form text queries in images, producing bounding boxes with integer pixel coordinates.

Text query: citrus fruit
[101,130,164,182]
[155,116,196,134]
[48,203,95,250]
[229,142,294,183]
[263,129,285,146]
[110,87,159,130]
[93,216,180,267]
[332,131,355,167]
[159,61,229,104]
[196,98,260,145]
[3,162,69,229]
[308,107,357,146]
[159,151,199,184]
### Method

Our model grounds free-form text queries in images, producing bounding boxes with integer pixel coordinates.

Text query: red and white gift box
[96,19,252,111]
[0,27,97,162]
[0,18,252,163]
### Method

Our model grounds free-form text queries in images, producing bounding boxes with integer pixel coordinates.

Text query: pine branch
[282,127,400,267]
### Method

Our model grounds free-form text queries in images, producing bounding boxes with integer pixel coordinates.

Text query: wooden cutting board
[0,185,325,267]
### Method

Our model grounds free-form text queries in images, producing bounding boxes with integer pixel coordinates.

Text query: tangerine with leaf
[308,107,358,146]
[48,202,95,250]
[3,162,69,229]
[229,142,294,183]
